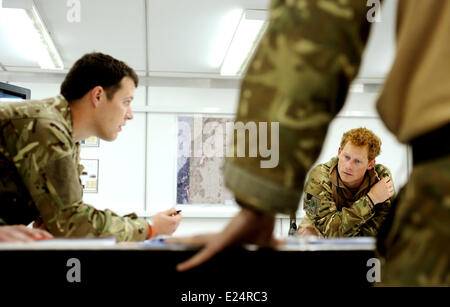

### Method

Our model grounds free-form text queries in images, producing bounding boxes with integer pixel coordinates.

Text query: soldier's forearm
[314,198,375,237]
[37,198,148,241]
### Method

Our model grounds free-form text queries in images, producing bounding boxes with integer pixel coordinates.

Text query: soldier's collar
[56,94,74,138]
[331,162,377,192]
[328,157,339,176]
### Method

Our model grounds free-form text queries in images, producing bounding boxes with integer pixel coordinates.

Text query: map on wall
[177,116,234,204]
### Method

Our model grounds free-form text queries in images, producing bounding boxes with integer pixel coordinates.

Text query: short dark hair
[60,52,139,102]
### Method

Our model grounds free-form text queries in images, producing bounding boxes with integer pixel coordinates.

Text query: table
[0,237,378,304]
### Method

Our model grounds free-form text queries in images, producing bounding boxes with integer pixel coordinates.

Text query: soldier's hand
[33,217,48,230]
[298,226,319,237]
[0,225,54,242]
[166,208,284,272]
[368,176,394,205]
[149,207,182,237]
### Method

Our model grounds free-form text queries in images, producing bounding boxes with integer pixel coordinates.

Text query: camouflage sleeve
[303,165,376,237]
[223,0,373,215]
[360,165,394,236]
[13,119,148,241]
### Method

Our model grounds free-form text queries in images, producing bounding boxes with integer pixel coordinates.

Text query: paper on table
[33,237,118,246]
[294,237,376,245]
[0,237,118,250]
[137,236,198,250]
[278,236,376,251]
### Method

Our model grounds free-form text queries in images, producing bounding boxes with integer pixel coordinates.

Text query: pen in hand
[172,210,182,217]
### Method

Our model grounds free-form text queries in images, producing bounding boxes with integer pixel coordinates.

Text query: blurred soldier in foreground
[169,0,450,286]
[298,127,394,237]
[0,52,181,242]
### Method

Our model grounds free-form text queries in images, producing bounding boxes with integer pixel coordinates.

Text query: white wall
[9,81,410,238]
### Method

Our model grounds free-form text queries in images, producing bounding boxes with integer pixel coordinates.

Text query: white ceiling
[0,0,397,85]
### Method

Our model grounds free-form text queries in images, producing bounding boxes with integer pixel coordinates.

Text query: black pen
[172,210,182,216]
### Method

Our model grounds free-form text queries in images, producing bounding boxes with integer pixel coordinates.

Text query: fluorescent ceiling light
[208,9,243,68]
[0,0,63,70]
[220,10,268,76]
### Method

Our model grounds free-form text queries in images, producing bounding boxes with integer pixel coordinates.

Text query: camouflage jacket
[0,95,148,241]
[302,157,393,237]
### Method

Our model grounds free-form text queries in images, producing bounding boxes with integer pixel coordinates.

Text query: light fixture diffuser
[220,10,268,76]
[1,0,63,70]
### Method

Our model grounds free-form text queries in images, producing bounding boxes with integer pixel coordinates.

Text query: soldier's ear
[90,86,104,108]
[367,159,375,170]
[338,147,342,156]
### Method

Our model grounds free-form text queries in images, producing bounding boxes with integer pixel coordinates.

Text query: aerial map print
[177,116,234,204]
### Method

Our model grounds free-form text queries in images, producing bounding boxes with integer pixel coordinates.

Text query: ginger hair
[340,127,381,161]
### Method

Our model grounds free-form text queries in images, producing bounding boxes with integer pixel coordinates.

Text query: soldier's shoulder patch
[304,193,321,216]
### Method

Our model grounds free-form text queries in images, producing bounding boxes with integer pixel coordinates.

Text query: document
[0,237,117,250]
[278,236,376,251]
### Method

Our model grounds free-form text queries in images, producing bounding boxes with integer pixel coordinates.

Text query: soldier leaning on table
[0,52,182,242]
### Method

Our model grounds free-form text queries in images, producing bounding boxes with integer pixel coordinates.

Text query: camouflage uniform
[300,157,392,237]
[376,155,450,286]
[0,95,148,241]
[224,0,449,286]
